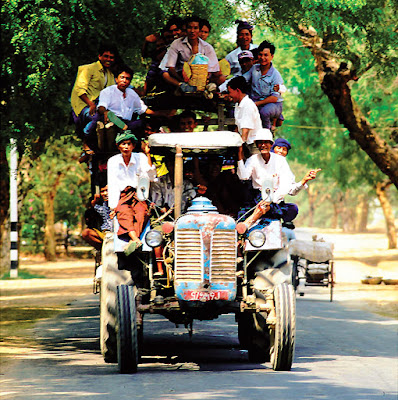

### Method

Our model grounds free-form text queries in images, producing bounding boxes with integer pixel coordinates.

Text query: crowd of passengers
[74,15,321,258]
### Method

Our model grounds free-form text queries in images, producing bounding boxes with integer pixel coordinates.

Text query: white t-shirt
[234,95,262,145]
[237,152,294,204]
[166,37,220,73]
[98,85,147,120]
[107,153,156,209]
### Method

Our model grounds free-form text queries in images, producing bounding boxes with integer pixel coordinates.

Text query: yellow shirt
[71,61,115,116]
[153,154,168,177]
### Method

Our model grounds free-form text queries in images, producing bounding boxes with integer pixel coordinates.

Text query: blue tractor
[99,131,296,373]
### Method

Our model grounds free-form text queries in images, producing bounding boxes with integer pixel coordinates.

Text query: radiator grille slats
[211,230,236,282]
[175,228,237,282]
[175,229,202,281]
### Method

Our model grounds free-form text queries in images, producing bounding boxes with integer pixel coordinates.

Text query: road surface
[2,288,397,400]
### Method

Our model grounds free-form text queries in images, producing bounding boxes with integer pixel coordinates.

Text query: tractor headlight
[248,230,266,248]
[145,230,163,247]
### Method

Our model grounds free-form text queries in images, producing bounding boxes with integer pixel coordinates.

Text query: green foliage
[1,0,236,148]
[252,0,398,76]
[21,192,45,253]
[19,138,90,250]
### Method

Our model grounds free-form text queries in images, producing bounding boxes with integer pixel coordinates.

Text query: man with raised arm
[237,128,298,223]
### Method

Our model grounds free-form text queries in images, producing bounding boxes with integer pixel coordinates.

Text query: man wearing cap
[227,76,262,155]
[271,137,321,195]
[237,128,298,222]
[225,21,258,76]
[219,50,255,93]
[107,131,157,255]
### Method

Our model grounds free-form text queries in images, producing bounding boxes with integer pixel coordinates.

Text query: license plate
[184,290,230,301]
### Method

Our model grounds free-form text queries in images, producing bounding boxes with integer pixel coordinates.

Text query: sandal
[124,241,142,256]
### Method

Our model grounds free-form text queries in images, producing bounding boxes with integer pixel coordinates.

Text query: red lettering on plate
[184,290,230,301]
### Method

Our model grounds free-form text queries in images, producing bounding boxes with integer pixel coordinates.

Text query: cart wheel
[291,256,300,291]
[329,261,334,302]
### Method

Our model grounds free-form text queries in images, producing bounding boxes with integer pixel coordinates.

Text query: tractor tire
[117,285,138,374]
[270,283,296,371]
[100,234,132,363]
[247,311,270,363]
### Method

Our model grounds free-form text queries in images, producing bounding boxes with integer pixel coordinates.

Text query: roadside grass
[1,269,46,280]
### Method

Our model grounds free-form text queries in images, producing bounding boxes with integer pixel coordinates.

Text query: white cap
[254,128,274,143]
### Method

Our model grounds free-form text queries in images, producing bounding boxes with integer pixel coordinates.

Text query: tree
[1,0,236,266]
[251,0,398,188]
[23,139,90,260]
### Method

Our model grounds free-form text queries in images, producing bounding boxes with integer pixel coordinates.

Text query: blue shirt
[243,63,284,103]
[94,201,112,231]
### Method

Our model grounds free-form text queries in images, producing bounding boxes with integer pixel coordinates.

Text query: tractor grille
[175,228,237,282]
[175,229,202,281]
[211,230,237,282]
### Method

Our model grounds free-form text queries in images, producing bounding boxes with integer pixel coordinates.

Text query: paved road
[2,289,397,400]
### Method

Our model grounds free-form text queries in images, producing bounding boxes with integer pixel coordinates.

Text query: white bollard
[9,138,18,278]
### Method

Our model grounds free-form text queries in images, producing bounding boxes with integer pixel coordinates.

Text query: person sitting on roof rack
[161,15,226,93]
[225,21,258,77]
[94,65,171,140]
[199,18,211,41]
[142,17,184,95]
[219,50,256,93]
[243,40,285,131]
[71,43,118,155]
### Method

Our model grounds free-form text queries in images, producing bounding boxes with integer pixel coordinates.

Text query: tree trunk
[375,181,397,249]
[0,146,10,274]
[298,27,398,189]
[331,202,339,229]
[307,186,317,226]
[43,191,57,261]
[356,195,369,233]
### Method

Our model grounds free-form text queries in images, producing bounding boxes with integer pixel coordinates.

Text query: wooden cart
[289,237,335,302]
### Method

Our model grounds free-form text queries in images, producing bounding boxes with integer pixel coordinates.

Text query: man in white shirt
[107,131,157,255]
[225,21,258,76]
[95,66,168,136]
[162,15,225,91]
[237,128,299,223]
[227,76,262,155]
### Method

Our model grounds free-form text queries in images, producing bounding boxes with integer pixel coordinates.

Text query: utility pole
[10,138,18,278]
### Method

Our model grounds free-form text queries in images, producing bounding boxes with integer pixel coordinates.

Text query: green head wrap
[115,130,138,145]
